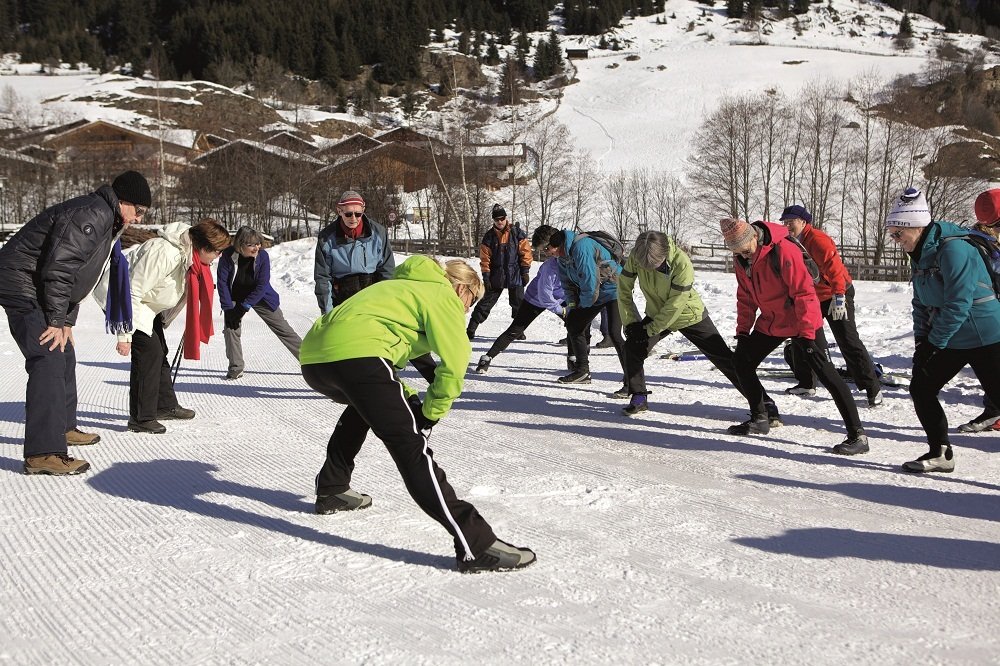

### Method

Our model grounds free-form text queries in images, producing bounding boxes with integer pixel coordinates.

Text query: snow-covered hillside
[0,242,997,664]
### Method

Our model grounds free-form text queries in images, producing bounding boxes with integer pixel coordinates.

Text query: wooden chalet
[41,120,198,175]
[262,130,319,154]
[375,126,449,153]
[318,142,448,193]
[316,133,383,162]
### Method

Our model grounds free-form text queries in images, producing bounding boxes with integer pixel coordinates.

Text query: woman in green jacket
[299,255,535,573]
[617,231,781,424]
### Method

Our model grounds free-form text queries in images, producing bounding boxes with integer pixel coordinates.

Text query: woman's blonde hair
[442,258,484,300]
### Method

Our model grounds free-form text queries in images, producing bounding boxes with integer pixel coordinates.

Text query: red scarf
[184,249,215,360]
[340,217,364,239]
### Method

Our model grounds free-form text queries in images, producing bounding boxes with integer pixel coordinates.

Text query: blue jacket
[217,247,280,312]
[523,257,565,314]
[911,221,1000,349]
[314,216,394,313]
[556,229,622,308]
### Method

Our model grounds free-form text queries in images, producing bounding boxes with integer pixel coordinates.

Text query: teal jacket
[556,229,622,308]
[911,221,1000,349]
[299,255,470,422]
[618,237,705,335]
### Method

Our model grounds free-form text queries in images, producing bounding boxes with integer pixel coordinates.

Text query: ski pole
[170,338,183,386]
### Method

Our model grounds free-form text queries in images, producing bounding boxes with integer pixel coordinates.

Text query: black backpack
[770,235,821,285]
[579,230,626,265]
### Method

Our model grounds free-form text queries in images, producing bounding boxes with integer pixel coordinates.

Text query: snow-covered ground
[1,240,997,664]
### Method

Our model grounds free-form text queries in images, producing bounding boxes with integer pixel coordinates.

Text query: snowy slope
[0,242,997,664]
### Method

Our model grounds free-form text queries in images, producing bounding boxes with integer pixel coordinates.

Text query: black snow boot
[727,414,770,436]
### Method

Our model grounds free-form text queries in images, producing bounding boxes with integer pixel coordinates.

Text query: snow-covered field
[1,240,997,664]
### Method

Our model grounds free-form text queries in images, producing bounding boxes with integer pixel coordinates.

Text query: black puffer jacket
[0,185,121,327]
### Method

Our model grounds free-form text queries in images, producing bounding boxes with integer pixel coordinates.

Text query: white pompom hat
[885,187,931,228]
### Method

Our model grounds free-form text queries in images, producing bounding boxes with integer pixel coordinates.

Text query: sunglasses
[134,205,148,217]
[494,216,507,222]
[341,211,363,218]
[888,229,905,240]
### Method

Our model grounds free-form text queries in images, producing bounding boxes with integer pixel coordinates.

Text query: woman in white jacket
[98,218,231,434]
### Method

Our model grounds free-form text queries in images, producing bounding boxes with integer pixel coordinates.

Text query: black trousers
[485,300,566,360]
[910,341,1000,451]
[789,285,879,393]
[566,300,625,375]
[129,314,179,422]
[624,313,775,408]
[467,285,524,332]
[0,296,77,457]
[735,330,863,435]
[302,357,497,559]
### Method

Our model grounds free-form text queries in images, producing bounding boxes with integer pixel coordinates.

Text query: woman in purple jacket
[217,226,301,380]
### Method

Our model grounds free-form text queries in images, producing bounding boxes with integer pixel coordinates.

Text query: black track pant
[624,313,775,409]
[910,341,1000,453]
[467,285,524,333]
[485,300,566,360]
[789,285,880,393]
[302,357,497,560]
[735,330,863,436]
[0,296,77,457]
[566,300,625,375]
[129,314,179,422]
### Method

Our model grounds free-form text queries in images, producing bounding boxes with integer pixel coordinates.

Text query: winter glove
[520,269,530,285]
[482,272,490,287]
[407,394,438,435]
[828,294,848,321]
[913,339,941,369]
[624,322,649,342]
[223,308,244,330]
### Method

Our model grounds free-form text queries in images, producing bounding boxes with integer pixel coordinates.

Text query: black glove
[913,339,941,369]
[624,322,649,342]
[521,269,530,284]
[407,394,438,434]
[482,272,490,287]
[223,308,244,330]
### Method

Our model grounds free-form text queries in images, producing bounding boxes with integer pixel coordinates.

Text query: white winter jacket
[94,222,193,342]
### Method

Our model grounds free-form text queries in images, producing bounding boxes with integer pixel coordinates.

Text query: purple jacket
[217,247,280,311]
[524,257,565,314]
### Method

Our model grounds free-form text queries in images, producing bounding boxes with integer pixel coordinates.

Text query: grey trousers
[224,305,302,375]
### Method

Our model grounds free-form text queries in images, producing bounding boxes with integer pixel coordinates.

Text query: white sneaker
[957,411,1000,433]
[902,447,955,473]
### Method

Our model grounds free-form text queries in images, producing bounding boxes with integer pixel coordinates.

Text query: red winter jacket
[734,222,822,340]
[797,223,851,303]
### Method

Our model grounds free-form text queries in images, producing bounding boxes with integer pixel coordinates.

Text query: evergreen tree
[514,31,531,69]
[498,54,521,106]
[484,38,501,66]
[727,0,745,19]
[547,30,563,74]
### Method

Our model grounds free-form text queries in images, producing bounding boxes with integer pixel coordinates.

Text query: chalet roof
[42,119,197,151]
[262,130,318,151]
[374,127,446,150]
[193,138,326,167]
[317,142,435,175]
[0,146,56,169]
[467,143,527,157]
[318,133,383,156]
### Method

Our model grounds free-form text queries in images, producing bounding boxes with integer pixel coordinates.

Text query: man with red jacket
[721,217,869,455]
[779,205,882,407]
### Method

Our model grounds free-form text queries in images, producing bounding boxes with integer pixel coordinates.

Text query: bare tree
[524,116,574,227]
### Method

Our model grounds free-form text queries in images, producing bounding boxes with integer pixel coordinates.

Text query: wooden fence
[689,242,911,282]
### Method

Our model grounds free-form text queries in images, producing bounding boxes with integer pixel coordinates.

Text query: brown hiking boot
[66,428,101,446]
[24,454,91,475]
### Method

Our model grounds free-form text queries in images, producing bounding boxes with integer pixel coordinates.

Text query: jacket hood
[920,220,968,252]
[561,229,577,254]
[392,255,451,286]
[157,222,194,267]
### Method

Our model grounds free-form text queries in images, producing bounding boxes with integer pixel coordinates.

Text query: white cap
[885,187,931,228]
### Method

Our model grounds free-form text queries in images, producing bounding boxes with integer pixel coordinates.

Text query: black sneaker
[867,389,883,407]
[594,337,615,349]
[557,337,568,345]
[474,355,491,374]
[557,369,591,384]
[458,539,536,573]
[157,406,195,420]
[516,333,527,341]
[128,419,166,434]
[727,415,770,435]
[832,433,869,455]
[609,385,629,399]
[224,370,243,380]
[623,396,648,416]
[316,489,372,514]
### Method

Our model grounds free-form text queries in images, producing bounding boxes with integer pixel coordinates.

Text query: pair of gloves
[407,394,438,436]
[223,305,249,330]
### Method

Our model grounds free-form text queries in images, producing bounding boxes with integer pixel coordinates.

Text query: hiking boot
[727,414,770,436]
[128,419,166,434]
[957,409,1000,433]
[785,384,816,396]
[316,489,372,514]
[224,370,243,380]
[515,333,526,341]
[867,389,883,407]
[458,539,536,573]
[557,337,568,345]
[610,385,630,399]
[903,446,955,473]
[832,432,869,455]
[474,355,491,374]
[764,401,783,428]
[66,428,100,446]
[557,369,591,384]
[157,406,195,420]
[594,337,615,349]
[623,394,648,416]
[24,453,90,475]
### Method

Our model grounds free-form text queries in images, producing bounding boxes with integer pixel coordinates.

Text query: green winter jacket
[299,255,470,422]
[617,237,705,336]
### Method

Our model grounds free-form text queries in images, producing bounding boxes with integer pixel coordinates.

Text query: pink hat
[338,190,365,207]
[720,218,755,250]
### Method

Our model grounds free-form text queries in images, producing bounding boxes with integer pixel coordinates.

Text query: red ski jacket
[734,221,822,340]
[797,223,851,303]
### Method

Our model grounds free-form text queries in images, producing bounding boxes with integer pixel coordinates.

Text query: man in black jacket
[0,171,151,475]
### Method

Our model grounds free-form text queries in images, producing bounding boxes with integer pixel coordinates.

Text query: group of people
[1,170,998,572]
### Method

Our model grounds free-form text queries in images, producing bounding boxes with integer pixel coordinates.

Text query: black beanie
[491,203,507,220]
[112,171,152,207]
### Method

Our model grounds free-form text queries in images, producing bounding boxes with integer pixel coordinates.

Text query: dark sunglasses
[134,205,148,217]
[341,211,363,218]
[888,229,905,240]
[494,216,507,222]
